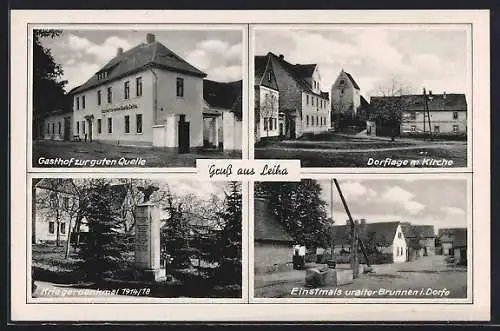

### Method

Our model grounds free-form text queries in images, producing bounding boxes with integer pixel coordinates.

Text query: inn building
[70,33,208,149]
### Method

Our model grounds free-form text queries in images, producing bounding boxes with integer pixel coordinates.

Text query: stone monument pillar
[135,202,161,281]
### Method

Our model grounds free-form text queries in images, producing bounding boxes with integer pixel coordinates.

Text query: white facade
[258,85,280,139]
[300,91,331,134]
[391,224,408,264]
[43,112,72,141]
[401,110,467,135]
[72,69,204,148]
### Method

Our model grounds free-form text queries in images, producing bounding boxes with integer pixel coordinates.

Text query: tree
[33,29,68,139]
[371,78,415,141]
[260,92,278,137]
[215,182,242,285]
[35,178,77,247]
[255,180,334,249]
[77,180,129,281]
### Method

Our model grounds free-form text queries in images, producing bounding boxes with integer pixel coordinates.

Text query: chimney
[146,33,155,44]
[117,47,123,56]
[278,54,284,60]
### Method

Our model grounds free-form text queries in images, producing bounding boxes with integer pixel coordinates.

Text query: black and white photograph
[254,26,470,168]
[31,178,242,299]
[32,28,244,168]
[254,177,469,299]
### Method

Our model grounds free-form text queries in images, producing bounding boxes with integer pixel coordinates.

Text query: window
[76,97,80,110]
[60,223,66,234]
[136,114,142,133]
[97,90,102,105]
[63,197,69,209]
[316,116,319,126]
[306,115,309,126]
[107,87,112,104]
[52,123,55,134]
[46,123,50,134]
[49,222,55,234]
[58,122,61,134]
[82,121,85,134]
[269,118,273,131]
[124,115,130,133]
[398,232,402,239]
[124,81,130,100]
[453,125,459,133]
[97,119,102,134]
[339,79,345,85]
[76,121,79,134]
[311,97,314,106]
[176,77,184,97]
[434,125,440,133]
[411,125,416,132]
[410,112,416,120]
[136,77,143,97]
[306,95,309,105]
[274,118,277,130]
[267,72,271,82]
[82,95,86,109]
[108,117,113,133]
[453,111,458,120]
[263,117,268,130]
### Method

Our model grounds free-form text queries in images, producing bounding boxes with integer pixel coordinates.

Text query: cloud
[380,186,425,215]
[341,181,376,199]
[440,206,465,215]
[67,35,133,63]
[186,39,242,82]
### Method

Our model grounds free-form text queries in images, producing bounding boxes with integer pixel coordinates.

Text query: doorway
[178,115,190,154]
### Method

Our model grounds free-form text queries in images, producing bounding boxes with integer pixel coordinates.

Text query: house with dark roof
[400,223,436,258]
[452,228,467,265]
[330,220,409,264]
[438,227,467,255]
[330,69,370,129]
[370,92,468,137]
[202,79,242,151]
[69,33,207,148]
[254,198,294,273]
[254,52,331,140]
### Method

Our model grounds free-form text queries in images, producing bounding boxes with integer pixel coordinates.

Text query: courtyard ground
[254,255,467,298]
[33,140,242,168]
[255,133,467,168]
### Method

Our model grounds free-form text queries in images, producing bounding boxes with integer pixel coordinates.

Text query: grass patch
[255,146,467,168]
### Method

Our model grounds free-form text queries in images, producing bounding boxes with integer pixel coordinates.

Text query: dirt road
[254,255,467,298]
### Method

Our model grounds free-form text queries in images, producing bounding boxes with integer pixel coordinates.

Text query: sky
[255,26,470,103]
[318,178,468,233]
[38,29,243,92]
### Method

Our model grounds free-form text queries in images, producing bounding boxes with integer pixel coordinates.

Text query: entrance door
[178,115,190,154]
[289,117,296,139]
[87,119,93,142]
[64,117,71,141]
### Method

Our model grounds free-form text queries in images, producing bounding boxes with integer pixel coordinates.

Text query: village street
[33,140,242,168]
[254,255,467,298]
[255,135,467,168]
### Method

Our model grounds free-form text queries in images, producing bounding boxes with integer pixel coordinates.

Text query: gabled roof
[293,64,316,78]
[344,71,360,90]
[414,225,435,238]
[265,52,329,99]
[371,93,467,112]
[71,39,206,94]
[438,227,467,244]
[254,198,293,243]
[331,221,401,247]
[35,178,78,195]
[254,55,268,84]
[203,79,242,117]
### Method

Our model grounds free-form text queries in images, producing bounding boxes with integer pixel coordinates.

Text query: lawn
[256,144,467,167]
[33,140,242,168]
